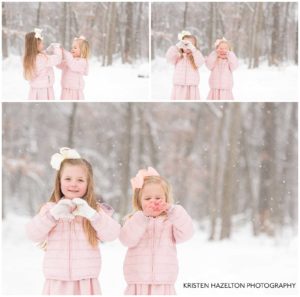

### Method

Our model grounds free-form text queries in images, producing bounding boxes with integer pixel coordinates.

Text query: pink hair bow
[131,167,160,190]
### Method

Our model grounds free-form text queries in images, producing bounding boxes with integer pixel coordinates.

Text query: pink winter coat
[119,205,194,285]
[57,49,88,90]
[205,51,238,90]
[26,202,120,281]
[166,46,205,86]
[29,47,62,88]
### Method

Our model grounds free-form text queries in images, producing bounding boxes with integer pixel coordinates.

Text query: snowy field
[2,56,149,101]
[151,57,298,101]
[2,214,298,296]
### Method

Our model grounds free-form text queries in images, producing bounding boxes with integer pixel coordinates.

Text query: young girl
[119,167,194,295]
[166,30,205,100]
[205,37,239,100]
[26,147,120,295]
[23,28,62,100]
[57,36,89,100]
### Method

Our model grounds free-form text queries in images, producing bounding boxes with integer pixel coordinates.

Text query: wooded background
[2,102,297,240]
[2,2,149,65]
[152,2,298,68]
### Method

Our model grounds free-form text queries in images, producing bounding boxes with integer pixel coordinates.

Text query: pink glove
[143,200,171,217]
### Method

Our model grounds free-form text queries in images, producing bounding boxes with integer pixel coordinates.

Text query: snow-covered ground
[2,214,297,295]
[2,56,149,101]
[151,57,298,101]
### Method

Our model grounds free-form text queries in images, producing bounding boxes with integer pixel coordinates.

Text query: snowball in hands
[72,198,97,220]
[50,199,75,220]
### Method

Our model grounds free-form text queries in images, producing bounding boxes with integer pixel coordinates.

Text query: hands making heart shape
[50,198,96,220]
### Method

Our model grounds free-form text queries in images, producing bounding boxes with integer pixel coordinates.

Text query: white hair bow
[74,35,86,41]
[214,37,227,48]
[34,28,43,40]
[50,147,81,170]
[178,30,192,41]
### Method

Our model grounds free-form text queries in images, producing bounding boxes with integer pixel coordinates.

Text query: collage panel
[151,1,298,101]
[2,2,149,101]
[1,0,299,296]
[2,102,298,295]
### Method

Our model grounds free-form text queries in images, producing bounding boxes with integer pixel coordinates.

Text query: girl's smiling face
[141,183,166,216]
[37,40,44,52]
[60,164,88,199]
[71,40,81,58]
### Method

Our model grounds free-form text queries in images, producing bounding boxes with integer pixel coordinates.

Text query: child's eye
[65,178,71,181]
[144,197,151,200]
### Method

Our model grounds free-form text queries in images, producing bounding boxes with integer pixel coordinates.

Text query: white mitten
[186,42,196,52]
[72,198,97,220]
[51,43,60,48]
[49,199,75,220]
[176,40,185,49]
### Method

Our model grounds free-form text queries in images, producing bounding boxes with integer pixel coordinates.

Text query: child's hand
[176,40,185,49]
[143,200,170,217]
[49,199,75,220]
[185,42,196,52]
[72,198,97,220]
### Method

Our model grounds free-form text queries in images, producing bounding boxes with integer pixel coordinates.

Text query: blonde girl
[26,148,120,295]
[119,167,194,295]
[205,37,239,100]
[57,36,89,100]
[23,28,62,100]
[166,30,205,100]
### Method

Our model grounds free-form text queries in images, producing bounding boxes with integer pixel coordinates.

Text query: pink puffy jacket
[26,202,120,281]
[57,49,88,90]
[205,51,238,90]
[29,48,62,88]
[119,205,194,285]
[166,45,205,86]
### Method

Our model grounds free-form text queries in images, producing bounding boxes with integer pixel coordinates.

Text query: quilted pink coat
[29,47,62,88]
[57,49,88,90]
[26,202,120,281]
[119,205,194,285]
[166,46,205,85]
[205,51,238,90]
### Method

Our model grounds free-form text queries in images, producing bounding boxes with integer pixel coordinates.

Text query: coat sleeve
[168,205,194,244]
[166,46,182,65]
[63,49,89,75]
[192,50,205,68]
[36,48,62,74]
[25,202,58,242]
[90,209,121,242]
[205,51,218,70]
[228,51,239,72]
[119,211,149,248]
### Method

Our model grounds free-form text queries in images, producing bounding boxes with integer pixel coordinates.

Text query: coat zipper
[69,221,71,280]
[151,218,155,283]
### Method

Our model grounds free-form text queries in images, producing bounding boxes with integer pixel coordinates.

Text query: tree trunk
[2,2,8,59]
[269,3,280,66]
[124,2,133,63]
[67,103,78,148]
[183,3,189,29]
[220,104,241,240]
[36,2,42,26]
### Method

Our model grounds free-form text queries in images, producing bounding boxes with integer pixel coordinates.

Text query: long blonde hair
[180,35,199,70]
[74,38,90,59]
[49,158,99,247]
[23,32,42,80]
[131,176,173,213]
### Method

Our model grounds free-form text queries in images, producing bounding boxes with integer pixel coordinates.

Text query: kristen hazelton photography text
[182,282,297,289]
